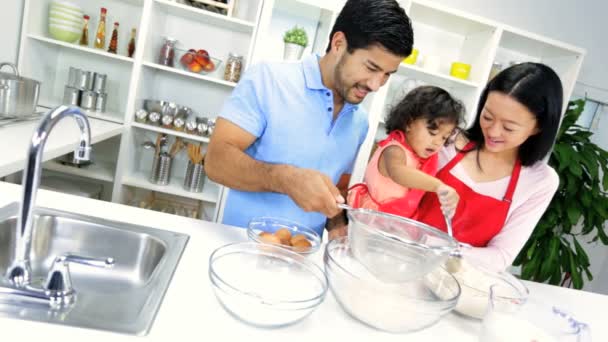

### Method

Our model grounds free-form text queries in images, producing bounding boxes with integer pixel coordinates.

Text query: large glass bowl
[209,242,328,328]
[324,237,460,333]
[450,258,529,319]
[247,216,321,255]
[346,207,458,283]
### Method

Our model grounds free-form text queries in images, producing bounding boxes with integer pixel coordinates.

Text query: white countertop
[0,117,123,178]
[0,181,606,341]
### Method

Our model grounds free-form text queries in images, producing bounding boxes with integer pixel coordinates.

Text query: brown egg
[290,234,307,245]
[275,228,292,242]
[259,232,281,245]
[292,238,312,253]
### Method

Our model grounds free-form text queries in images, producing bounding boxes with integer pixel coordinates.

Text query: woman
[415,62,563,271]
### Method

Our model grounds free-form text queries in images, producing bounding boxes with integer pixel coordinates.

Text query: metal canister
[67,67,81,88]
[63,86,81,106]
[196,117,209,136]
[92,73,107,93]
[95,92,107,112]
[150,152,172,185]
[80,90,97,110]
[77,70,93,90]
[183,160,205,192]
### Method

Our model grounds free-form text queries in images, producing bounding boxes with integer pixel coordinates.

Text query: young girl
[347,85,465,219]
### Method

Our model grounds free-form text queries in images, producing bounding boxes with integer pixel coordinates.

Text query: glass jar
[158,37,178,67]
[224,52,243,82]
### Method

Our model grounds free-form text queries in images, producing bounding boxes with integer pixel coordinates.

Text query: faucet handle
[44,253,114,308]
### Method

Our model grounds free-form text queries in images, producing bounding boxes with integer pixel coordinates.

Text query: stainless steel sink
[0,202,189,335]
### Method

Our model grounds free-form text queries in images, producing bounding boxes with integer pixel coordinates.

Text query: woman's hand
[436,183,459,218]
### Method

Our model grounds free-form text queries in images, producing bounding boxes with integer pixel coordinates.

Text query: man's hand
[435,183,459,218]
[278,166,344,218]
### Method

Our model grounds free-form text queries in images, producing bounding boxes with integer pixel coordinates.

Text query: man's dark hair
[326,0,413,57]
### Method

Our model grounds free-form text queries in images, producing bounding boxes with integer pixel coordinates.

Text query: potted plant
[283,26,308,60]
[513,99,608,289]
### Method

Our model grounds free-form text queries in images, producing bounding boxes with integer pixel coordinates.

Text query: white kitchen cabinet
[16,0,585,223]
[17,0,262,222]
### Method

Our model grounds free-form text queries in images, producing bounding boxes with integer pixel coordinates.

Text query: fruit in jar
[202,60,215,72]
[188,62,202,73]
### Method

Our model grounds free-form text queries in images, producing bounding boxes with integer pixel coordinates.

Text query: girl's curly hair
[385,85,465,134]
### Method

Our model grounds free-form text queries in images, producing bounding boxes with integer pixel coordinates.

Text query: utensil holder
[183,161,204,192]
[150,152,172,185]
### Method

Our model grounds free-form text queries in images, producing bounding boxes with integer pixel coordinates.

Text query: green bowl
[49,24,81,43]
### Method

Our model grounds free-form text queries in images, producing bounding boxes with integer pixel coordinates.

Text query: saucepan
[0,62,40,118]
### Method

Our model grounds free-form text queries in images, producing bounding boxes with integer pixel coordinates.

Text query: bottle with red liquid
[108,22,119,54]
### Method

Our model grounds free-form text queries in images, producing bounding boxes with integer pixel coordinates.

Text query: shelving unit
[17,0,584,224]
[18,0,263,223]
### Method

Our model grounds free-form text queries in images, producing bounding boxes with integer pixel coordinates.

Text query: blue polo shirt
[218,54,369,235]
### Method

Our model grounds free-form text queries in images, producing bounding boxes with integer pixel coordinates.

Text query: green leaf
[538,237,560,281]
[566,205,581,226]
[568,162,583,177]
[568,249,583,289]
[573,237,590,267]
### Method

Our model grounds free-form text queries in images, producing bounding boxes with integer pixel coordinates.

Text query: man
[205,0,414,236]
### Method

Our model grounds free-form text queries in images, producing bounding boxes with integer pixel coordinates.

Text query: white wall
[0,0,24,66]
[426,0,608,102]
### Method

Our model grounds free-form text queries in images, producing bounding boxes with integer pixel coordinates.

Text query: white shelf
[154,0,255,33]
[398,63,480,89]
[43,159,115,183]
[27,34,134,63]
[131,122,210,143]
[37,103,125,124]
[142,62,237,88]
[123,171,219,203]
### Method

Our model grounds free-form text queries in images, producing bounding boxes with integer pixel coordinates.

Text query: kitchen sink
[0,202,189,336]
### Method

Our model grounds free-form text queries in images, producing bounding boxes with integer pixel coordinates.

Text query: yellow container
[403,49,419,65]
[450,62,471,80]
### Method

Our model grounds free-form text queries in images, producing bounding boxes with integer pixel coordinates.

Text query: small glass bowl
[208,242,328,328]
[175,48,222,75]
[450,258,529,319]
[247,216,321,255]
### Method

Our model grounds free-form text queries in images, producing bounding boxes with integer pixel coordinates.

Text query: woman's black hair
[385,85,465,134]
[326,0,413,57]
[465,62,563,166]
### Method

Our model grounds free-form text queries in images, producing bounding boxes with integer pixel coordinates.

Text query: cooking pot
[0,62,40,117]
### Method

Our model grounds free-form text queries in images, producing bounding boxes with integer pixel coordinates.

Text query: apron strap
[503,160,522,203]
[442,141,476,172]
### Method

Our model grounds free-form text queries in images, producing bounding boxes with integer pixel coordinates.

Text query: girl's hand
[436,183,459,218]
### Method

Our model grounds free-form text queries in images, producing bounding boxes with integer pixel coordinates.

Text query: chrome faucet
[5,105,92,287]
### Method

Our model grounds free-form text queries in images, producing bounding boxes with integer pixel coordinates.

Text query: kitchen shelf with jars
[348,0,585,184]
[16,0,262,222]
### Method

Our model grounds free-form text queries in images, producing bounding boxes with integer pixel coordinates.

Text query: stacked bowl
[49,1,84,43]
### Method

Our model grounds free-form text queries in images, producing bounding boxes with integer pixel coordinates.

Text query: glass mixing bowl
[345,207,458,283]
[324,237,460,333]
[209,242,328,328]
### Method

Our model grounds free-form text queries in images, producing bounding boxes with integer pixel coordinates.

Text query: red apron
[348,130,437,218]
[415,142,521,247]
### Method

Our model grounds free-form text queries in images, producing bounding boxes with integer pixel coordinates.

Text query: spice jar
[223,52,243,82]
[135,109,148,123]
[158,37,178,67]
